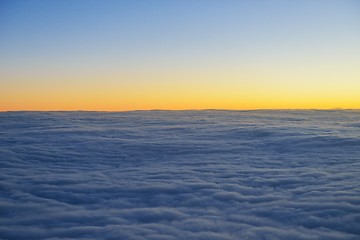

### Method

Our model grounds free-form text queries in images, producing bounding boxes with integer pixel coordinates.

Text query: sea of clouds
[0,110,359,240]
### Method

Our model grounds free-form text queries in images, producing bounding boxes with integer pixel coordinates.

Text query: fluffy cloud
[1,110,359,239]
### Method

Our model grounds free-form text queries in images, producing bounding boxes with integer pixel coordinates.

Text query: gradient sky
[1,0,359,111]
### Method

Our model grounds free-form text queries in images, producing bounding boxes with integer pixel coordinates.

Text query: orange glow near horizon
[1,67,359,111]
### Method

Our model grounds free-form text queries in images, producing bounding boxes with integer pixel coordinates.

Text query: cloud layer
[1,110,360,239]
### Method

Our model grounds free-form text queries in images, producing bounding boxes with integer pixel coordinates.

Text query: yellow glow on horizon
[1,66,359,111]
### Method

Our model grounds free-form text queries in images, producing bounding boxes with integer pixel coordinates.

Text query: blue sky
[1,0,359,110]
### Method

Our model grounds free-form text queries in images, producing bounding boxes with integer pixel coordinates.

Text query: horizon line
[1,108,359,113]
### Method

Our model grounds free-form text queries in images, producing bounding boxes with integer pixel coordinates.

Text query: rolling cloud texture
[1,110,360,239]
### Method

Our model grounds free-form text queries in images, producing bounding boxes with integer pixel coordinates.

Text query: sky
[0,0,359,111]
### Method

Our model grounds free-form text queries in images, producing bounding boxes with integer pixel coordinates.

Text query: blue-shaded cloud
[1,110,360,239]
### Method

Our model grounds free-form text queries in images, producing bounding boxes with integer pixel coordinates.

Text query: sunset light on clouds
[1,0,359,111]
